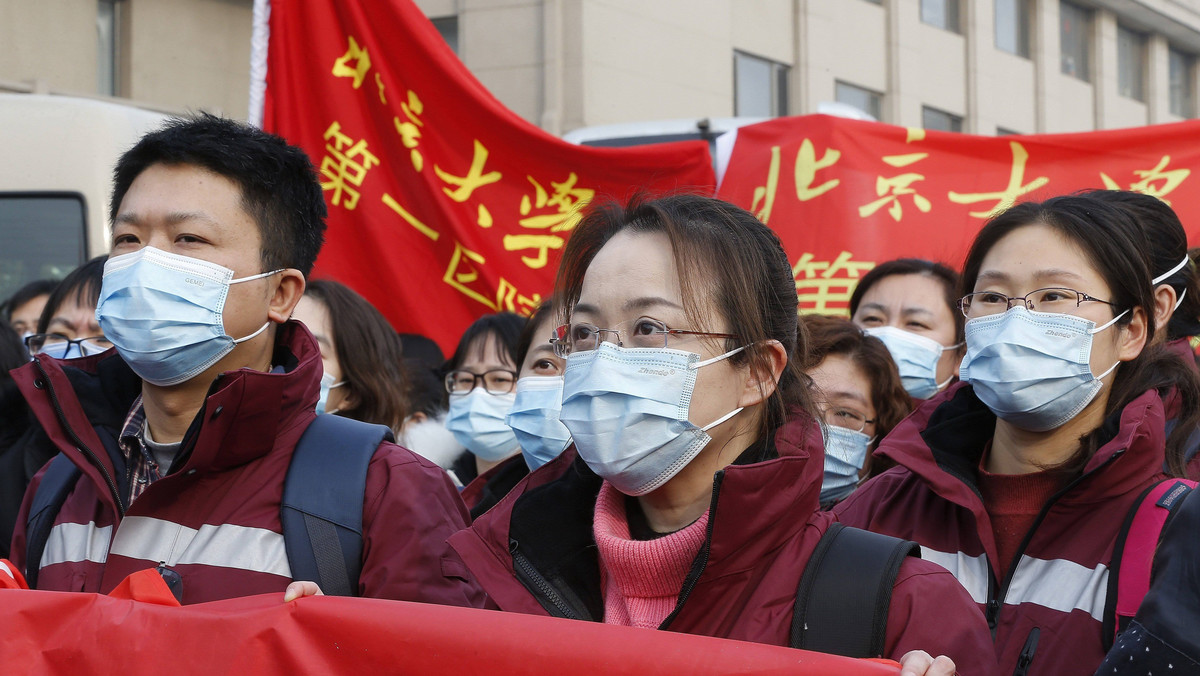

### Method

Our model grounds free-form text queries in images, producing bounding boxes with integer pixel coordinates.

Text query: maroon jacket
[9,321,485,607]
[449,413,997,673]
[836,382,1169,676]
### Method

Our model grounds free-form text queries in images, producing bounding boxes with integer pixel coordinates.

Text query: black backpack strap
[24,453,82,588]
[790,522,921,657]
[280,414,392,597]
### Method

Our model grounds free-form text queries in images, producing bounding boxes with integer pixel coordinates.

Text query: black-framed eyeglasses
[957,288,1118,319]
[550,318,736,358]
[819,405,875,434]
[24,333,112,358]
[444,369,518,395]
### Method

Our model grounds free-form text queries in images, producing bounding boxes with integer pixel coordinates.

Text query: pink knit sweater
[592,481,711,629]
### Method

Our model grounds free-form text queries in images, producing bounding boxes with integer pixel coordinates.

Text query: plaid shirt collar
[119,395,162,504]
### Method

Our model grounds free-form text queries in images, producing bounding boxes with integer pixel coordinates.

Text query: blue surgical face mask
[559,342,745,496]
[960,306,1127,432]
[316,371,346,414]
[506,376,572,471]
[445,388,520,461]
[36,338,109,360]
[863,326,961,399]
[820,424,872,505]
[96,247,281,386]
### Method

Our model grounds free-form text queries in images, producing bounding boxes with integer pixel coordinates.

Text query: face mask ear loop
[232,321,271,344]
[1096,359,1121,381]
[700,406,744,432]
[935,375,956,391]
[1089,309,1130,335]
[230,269,285,284]
[1152,256,1191,285]
[692,345,747,369]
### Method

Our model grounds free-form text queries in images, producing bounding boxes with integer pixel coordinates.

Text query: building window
[1170,48,1195,118]
[921,0,960,33]
[1060,2,1091,82]
[734,51,789,118]
[431,16,459,54]
[922,106,963,132]
[835,81,883,121]
[1117,26,1146,101]
[97,0,122,96]
[995,0,1030,58]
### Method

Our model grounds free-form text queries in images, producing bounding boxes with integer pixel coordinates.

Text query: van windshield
[0,193,87,301]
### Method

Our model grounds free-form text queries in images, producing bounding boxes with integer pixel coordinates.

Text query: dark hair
[36,256,107,335]
[445,313,526,374]
[850,258,965,344]
[801,315,912,469]
[3,278,60,322]
[303,280,409,432]
[0,322,26,422]
[1085,190,1200,341]
[555,193,814,440]
[961,195,1200,476]
[111,113,327,276]
[515,300,557,370]
[398,333,445,373]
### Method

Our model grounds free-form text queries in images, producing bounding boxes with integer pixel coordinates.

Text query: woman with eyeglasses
[850,258,965,400]
[458,301,569,519]
[443,312,528,487]
[801,315,913,507]
[448,194,994,674]
[836,194,1200,676]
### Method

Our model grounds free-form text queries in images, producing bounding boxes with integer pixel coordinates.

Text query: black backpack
[23,413,391,596]
[789,522,921,658]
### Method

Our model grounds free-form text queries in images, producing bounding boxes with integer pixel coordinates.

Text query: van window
[0,193,88,301]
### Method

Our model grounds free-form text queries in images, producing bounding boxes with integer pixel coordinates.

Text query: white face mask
[558,341,745,496]
[863,326,961,399]
[316,371,346,414]
[445,388,520,461]
[960,307,1127,432]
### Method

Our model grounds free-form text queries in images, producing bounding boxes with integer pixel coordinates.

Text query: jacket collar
[877,381,1168,509]
[13,320,324,487]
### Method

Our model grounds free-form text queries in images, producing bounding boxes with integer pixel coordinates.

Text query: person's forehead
[118,164,260,239]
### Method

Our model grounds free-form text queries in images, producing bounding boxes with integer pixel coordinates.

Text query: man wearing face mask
[7,115,483,607]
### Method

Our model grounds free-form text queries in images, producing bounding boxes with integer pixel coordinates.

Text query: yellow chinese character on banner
[1100,156,1190,205]
[751,146,782,224]
[393,90,426,172]
[858,152,932,222]
[496,279,542,316]
[435,140,502,227]
[948,141,1049,217]
[519,173,594,231]
[320,122,379,210]
[443,241,496,310]
[382,193,439,241]
[795,139,841,201]
[793,251,875,315]
[503,234,564,270]
[331,36,371,89]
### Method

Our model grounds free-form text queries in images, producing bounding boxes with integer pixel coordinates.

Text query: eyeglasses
[957,288,1118,319]
[24,333,112,357]
[444,369,517,395]
[550,318,736,358]
[819,405,875,433]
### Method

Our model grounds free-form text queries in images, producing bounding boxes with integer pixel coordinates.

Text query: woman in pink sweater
[448,194,997,676]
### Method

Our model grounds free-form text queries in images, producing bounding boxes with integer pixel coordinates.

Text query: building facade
[3,0,1200,135]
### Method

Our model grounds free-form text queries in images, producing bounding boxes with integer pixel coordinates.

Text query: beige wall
[0,0,100,94]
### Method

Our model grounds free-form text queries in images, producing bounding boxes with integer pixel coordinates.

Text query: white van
[0,93,170,300]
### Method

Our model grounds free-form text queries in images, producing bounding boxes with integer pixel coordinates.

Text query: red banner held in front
[262,0,716,352]
[716,115,1200,316]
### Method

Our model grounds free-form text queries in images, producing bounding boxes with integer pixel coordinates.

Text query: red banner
[261,0,715,352]
[716,115,1200,316]
[0,584,899,675]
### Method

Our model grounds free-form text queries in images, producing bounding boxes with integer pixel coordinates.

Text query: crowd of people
[1,114,1199,675]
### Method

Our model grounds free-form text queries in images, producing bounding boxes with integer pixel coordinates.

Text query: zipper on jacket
[34,358,125,516]
[658,471,725,630]
[987,453,1121,632]
[1012,627,1040,676]
[509,539,584,620]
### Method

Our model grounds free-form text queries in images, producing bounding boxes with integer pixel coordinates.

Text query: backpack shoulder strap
[24,453,82,589]
[790,522,921,658]
[1104,478,1196,649]
[281,414,393,597]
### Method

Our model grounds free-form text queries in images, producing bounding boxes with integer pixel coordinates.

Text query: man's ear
[268,270,306,324]
[737,340,788,408]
